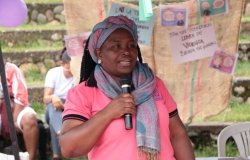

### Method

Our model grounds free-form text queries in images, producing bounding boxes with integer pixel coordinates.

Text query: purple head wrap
[88,15,138,63]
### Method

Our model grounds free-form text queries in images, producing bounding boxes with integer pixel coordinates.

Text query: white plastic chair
[217,122,250,158]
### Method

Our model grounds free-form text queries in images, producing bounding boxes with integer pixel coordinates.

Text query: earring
[98,59,102,64]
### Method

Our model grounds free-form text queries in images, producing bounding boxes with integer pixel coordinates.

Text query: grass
[194,99,250,157]
[24,68,45,87]
[241,16,250,23]
[0,23,66,31]
[31,101,45,114]
[26,0,63,3]
[208,99,250,122]
[195,139,239,157]
[239,32,250,43]
[1,40,63,52]
[234,61,250,77]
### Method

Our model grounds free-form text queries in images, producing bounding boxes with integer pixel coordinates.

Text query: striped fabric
[88,15,138,63]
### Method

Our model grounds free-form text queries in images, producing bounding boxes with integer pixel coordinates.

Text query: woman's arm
[43,87,64,109]
[59,93,136,158]
[43,87,54,104]
[169,114,195,160]
[59,109,112,158]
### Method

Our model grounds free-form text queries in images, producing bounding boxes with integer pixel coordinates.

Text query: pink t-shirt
[3,62,29,106]
[63,77,177,160]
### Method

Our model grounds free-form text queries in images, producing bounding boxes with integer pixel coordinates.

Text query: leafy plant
[208,98,250,122]
[195,138,239,157]
[235,61,250,77]
[30,101,44,114]
[1,40,63,52]
[0,24,66,31]
[26,0,63,3]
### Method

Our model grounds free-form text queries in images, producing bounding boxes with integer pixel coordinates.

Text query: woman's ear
[96,48,102,59]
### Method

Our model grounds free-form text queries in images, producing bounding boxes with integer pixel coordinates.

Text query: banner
[153,0,243,123]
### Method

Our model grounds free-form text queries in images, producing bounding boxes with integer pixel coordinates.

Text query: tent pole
[0,44,20,160]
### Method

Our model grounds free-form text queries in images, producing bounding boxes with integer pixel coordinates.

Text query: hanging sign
[109,3,155,45]
[169,23,219,64]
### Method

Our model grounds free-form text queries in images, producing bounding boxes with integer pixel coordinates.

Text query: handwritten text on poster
[169,23,219,64]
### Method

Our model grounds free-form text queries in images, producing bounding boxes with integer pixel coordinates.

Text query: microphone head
[120,75,132,86]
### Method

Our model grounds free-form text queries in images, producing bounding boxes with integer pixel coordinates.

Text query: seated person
[43,48,74,160]
[0,61,39,160]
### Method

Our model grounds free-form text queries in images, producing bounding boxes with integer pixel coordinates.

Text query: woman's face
[96,28,138,81]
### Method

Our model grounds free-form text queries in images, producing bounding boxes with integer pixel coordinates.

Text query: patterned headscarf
[89,16,160,159]
[88,15,138,63]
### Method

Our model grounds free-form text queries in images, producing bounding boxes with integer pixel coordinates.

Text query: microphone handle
[121,85,133,130]
[124,113,132,130]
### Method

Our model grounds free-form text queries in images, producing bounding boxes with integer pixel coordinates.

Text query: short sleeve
[44,68,55,88]
[6,63,29,106]
[156,77,177,117]
[62,82,92,122]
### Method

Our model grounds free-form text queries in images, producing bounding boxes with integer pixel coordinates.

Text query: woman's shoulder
[69,81,97,96]
[154,76,171,95]
[66,81,100,106]
[155,76,165,87]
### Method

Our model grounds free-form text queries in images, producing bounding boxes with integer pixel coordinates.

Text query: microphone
[120,75,133,130]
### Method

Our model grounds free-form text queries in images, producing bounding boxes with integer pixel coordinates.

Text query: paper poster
[64,32,91,57]
[209,49,238,74]
[169,23,219,64]
[160,5,188,27]
[108,3,155,45]
[198,0,228,17]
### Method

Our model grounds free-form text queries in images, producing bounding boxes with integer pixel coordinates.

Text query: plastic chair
[217,122,250,158]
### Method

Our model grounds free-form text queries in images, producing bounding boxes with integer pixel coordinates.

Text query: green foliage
[1,40,63,52]
[208,99,250,122]
[241,16,250,23]
[0,24,66,31]
[239,16,250,42]
[195,142,217,157]
[224,139,239,157]
[26,0,63,3]
[239,32,250,43]
[25,68,45,86]
[30,101,44,114]
[195,139,239,157]
[235,61,250,77]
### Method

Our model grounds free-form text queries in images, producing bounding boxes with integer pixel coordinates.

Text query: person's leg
[17,107,39,160]
[46,104,62,159]
[49,125,61,159]
[50,109,63,134]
